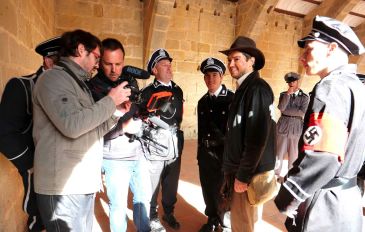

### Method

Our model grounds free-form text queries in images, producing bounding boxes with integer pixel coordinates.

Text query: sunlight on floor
[177,180,206,214]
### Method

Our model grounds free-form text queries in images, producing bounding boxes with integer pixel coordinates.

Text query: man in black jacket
[197,57,234,232]
[0,36,61,232]
[219,36,276,232]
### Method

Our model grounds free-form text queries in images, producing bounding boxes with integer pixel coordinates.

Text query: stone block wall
[161,0,237,138]
[55,0,145,67]
[0,0,57,230]
[254,12,319,119]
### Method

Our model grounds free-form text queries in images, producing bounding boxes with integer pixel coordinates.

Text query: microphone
[122,65,150,80]
[149,116,170,130]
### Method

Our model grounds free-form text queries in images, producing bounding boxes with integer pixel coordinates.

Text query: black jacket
[223,71,276,183]
[0,67,43,171]
[86,70,139,141]
[197,85,234,163]
[140,78,184,154]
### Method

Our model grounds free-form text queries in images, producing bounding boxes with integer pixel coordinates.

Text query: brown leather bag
[247,170,278,206]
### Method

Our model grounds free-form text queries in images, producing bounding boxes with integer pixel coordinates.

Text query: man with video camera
[87,38,151,232]
[140,48,184,231]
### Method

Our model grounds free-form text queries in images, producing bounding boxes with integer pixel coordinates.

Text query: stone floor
[93,139,287,232]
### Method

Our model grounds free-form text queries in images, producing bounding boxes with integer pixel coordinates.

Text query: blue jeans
[102,157,151,232]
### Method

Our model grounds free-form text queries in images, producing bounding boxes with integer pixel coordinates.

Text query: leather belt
[281,114,302,120]
[322,177,357,190]
[202,139,210,148]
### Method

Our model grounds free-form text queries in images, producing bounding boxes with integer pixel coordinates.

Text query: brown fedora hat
[220,36,265,70]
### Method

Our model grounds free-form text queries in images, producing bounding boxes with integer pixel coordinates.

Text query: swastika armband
[302,113,348,162]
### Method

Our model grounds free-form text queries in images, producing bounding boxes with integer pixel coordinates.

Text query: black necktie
[211,95,216,103]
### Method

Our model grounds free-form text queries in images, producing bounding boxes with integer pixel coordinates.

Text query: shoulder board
[140,82,154,92]
[299,89,308,97]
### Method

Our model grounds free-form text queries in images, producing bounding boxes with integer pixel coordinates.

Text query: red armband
[302,113,348,162]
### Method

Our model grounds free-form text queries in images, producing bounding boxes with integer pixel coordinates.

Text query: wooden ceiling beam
[303,0,362,35]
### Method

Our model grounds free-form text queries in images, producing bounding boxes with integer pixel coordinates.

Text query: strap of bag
[57,62,93,97]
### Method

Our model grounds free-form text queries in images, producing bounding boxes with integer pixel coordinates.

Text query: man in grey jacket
[32,29,131,231]
[275,72,309,177]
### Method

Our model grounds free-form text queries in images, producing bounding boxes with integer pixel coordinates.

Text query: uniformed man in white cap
[197,57,234,232]
[140,48,184,231]
[275,15,365,232]
[0,36,61,232]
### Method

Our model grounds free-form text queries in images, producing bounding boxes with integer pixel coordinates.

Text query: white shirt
[237,71,253,87]
[209,85,222,97]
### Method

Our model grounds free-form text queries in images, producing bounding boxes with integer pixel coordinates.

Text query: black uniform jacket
[0,67,43,171]
[223,71,276,183]
[140,78,184,154]
[197,85,234,164]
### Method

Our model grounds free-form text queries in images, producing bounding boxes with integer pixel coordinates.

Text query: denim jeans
[36,193,95,232]
[102,157,151,232]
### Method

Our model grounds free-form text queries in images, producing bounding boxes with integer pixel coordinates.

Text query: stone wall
[0,0,56,230]
[161,0,237,138]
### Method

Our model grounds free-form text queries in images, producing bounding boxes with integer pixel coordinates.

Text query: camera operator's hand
[108,81,131,106]
[116,101,132,114]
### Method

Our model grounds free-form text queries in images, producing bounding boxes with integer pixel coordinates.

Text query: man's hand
[283,208,297,219]
[234,178,248,193]
[116,101,132,114]
[287,86,296,95]
[108,81,131,106]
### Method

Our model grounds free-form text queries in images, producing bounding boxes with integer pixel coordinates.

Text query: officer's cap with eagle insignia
[298,15,365,55]
[200,57,226,75]
[147,48,173,75]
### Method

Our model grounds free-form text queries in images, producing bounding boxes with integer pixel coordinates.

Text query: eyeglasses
[90,50,100,63]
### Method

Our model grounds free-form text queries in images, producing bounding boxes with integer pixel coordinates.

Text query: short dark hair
[101,38,125,57]
[60,29,101,57]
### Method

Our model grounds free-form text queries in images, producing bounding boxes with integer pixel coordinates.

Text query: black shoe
[162,213,180,230]
[199,223,213,232]
[27,216,45,232]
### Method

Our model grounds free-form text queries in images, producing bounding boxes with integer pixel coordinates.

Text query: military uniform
[275,64,365,231]
[140,76,184,231]
[275,88,309,175]
[275,16,365,232]
[0,36,61,232]
[197,84,234,228]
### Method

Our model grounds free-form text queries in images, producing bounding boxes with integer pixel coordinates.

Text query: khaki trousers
[230,191,262,232]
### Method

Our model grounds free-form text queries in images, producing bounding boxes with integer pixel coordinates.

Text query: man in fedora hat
[275,16,365,231]
[0,36,61,231]
[197,57,234,232]
[275,72,309,178]
[220,36,276,231]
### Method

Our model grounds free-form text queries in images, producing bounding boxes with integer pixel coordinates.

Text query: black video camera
[116,65,151,103]
[87,65,150,103]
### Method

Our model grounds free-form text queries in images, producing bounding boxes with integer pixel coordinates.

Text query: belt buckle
[203,139,210,148]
